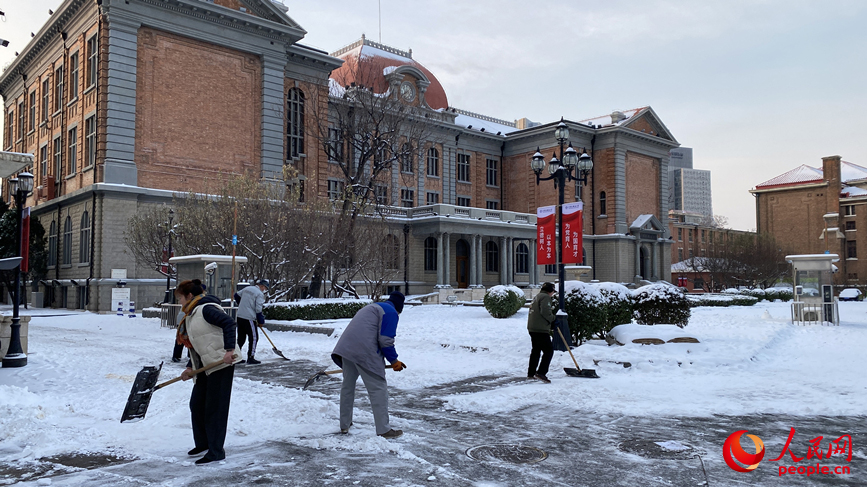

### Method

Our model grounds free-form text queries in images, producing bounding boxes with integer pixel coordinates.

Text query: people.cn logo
[723,430,766,472]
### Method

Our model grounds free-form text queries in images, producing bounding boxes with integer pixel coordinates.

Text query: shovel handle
[555,326,583,371]
[257,324,278,348]
[154,358,232,391]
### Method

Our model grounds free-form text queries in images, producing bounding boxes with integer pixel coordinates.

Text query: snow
[452,113,517,135]
[609,323,694,344]
[485,285,524,299]
[2,301,867,480]
[839,288,861,299]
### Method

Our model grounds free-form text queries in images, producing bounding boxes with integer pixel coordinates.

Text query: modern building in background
[2,0,680,311]
[668,147,712,217]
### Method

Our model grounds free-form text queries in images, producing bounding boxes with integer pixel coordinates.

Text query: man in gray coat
[527,282,556,383]
[234,279,268,365]
[331,292,406,439]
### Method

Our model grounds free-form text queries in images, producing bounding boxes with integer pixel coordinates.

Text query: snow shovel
[554,327,600,378]
[258,324,290,360]
[303,362,407,390]
[120,359,230,423]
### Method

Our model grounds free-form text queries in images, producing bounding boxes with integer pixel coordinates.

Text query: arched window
[424,237,437,271]
[599,191,607,216]
[400,143,413,173]
[48,221,57,267]
[385,234,400,269]
[286,88,305,160]
[516,243,529,274]
[426,147,439,177]
[62,216,72,265]
[485,240,499,272]
[79,211,90,264]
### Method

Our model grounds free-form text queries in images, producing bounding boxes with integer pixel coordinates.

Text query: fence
[791,301,839,326]
[160,303,238,328]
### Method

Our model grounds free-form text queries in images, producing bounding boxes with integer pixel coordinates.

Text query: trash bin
[552,318,572,351]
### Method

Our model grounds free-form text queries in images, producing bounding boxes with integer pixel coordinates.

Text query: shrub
[687,294,758,307]
[596,282,633,332]
[563,281,607,344]
[484,285,525,318]
[631,283,691,328]
[264,300,370,321]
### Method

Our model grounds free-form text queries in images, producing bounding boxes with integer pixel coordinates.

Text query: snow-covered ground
[1,301,866,483]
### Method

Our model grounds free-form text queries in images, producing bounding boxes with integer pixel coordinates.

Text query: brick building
[1,0,680,310]
[751,155,867,286]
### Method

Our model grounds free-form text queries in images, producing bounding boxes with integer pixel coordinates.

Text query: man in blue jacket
[331,292,406,439]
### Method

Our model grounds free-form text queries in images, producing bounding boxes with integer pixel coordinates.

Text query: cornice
[749,181,828,195]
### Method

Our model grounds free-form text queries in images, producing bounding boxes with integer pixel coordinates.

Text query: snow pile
[485,285,525,299]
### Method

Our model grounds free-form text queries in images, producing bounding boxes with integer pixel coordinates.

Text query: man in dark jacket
[527,282,556,383]
[331,292,406,439]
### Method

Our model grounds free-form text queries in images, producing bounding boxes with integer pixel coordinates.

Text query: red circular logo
[723,430,765,472]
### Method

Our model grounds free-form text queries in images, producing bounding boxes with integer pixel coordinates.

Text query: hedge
[264,301,370,321]
[484,285,526,318]
[632,283,691,328]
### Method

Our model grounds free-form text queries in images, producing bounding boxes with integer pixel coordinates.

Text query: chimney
[610,110,627,124]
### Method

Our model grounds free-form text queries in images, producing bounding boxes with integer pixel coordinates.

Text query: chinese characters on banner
[536,206,556,265]
[562,202,583,264]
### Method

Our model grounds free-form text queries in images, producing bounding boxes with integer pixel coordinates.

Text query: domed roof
[330,37,449,110]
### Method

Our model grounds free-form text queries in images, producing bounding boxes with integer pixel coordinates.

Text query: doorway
[456,239,470,288]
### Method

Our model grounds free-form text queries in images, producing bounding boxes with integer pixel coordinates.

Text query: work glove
[390,360,406,372]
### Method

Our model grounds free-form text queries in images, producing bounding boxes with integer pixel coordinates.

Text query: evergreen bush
[483,285,525,318]
[631,283,691,328]
[264,300,370,321]
[597,282,633,333]
[563,281,607,344]
[687,294,758,307]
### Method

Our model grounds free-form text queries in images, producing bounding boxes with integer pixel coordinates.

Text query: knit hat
[387,292,405,314]
[257,279,270,289]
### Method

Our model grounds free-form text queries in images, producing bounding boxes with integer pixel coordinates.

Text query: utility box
[786,254,839,325]
[169,254,249,302]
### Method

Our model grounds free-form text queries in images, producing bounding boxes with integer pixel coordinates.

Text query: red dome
[330,40,449,110]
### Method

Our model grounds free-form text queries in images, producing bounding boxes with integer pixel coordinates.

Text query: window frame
[400,143,413,173]
[456,196,471,207]
[426,147,439,177]
[41,78,50,122]
[424,237,437,271]
[400,188,414,208]
[28,91,36,132]
[516,243,529,274]
[485,240,499,272]
[286,87,305,160]
[485,158,498,187]
[79,210,90,264]
[48,221,57,267]
[68,51,79,102]
[425,191,439,205]
[62,216,73,266]
[67,126,78,176]
[599,191,607,215]
[84,115,96,169]
[53,136,63,179]
[456,153,471,182]
[327,179,344,201]
[54,65,64,113]
[17,100,24,140]
[86,35,98,89]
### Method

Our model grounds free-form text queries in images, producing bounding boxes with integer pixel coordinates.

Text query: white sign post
[111,287,131,316]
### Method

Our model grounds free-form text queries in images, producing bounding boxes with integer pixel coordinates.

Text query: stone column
[436,232,445,286]
[530,238,538,286]
[651,239,658,280]
[614,148,628,234]
[635,238,642,280]
[507,237,514,285]
[442,233,451,287]
[474,235,484,287]
[499,236,507,285]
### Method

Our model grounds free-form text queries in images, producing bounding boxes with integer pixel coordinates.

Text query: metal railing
[791,301,839,326]
[160,303,238,328]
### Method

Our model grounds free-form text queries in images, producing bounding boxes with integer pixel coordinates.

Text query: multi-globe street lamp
[3,171,34,368]
[531,118,593,346]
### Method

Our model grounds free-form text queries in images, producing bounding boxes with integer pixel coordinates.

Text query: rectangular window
[54,66,64,112]
[374,185,389,205]
[86,35,98,88]
[678,228,682,241]
[67,127,77,175]
[42,78,50,121]
[85,116,96,168]
[426,191,439,205]
[456,196,471,207]
[400,146,413,173]
[846,221,856,231]
[486,158,498,186]
[844,205,856,216]
[701,230,706,243]
[69,52,79,101]
[677,248,683,262]
[847,240,857,259]
[326,126,342,162]
[544,264,556,274]
[688,249,694,259]
[40,145,48,179]
[28,91,36,132]
[53,136,62,177]
[327,180,344,201]
[688,230,693,243]
[18,101,24,140]
[400,189,414,208]
[486,200,499,210]
[6,110,12,147]
[426,147,439,177]
[457,153,470,182]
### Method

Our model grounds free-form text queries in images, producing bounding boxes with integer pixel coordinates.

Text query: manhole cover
[466,444,547,464]
[618,439,704,460]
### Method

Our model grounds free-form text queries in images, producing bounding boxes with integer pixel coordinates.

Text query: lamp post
[165,208,174,293]
[531,118,593,347]
[3,171,34,368]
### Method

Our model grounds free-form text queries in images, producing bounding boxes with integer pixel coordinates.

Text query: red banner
[562,202,583,264]
[20,207,30,273]
[536,206,556,265]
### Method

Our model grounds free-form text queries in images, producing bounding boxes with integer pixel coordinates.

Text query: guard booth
[787,254,839,325]
[161,255,249,325]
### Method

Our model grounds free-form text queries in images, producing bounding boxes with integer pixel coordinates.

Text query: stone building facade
[2,0,679,310]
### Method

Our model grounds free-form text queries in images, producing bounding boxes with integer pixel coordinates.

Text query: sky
[2,0,867,231]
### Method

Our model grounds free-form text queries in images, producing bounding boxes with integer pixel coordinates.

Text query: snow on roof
[579,107,647,128]
[453,112,517,136]
[842,185,867,197]
[755,165,823,189]
[630,214,654,228]
[841,160,867,182]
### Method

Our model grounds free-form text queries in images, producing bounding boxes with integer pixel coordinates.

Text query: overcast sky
[3,0,866,231]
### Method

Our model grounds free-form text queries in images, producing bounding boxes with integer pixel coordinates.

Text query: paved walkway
[3,358,864,486]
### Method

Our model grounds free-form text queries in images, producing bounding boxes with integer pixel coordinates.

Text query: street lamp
[530,118,593,347]
[3,171,34,368]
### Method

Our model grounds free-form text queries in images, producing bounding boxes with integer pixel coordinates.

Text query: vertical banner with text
[562,202,583,264]
[537,205,557,265]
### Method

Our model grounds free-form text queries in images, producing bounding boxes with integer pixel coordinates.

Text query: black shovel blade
[303,371,328,390]
[564,367,600,379]
[273,347,290,361]
[121,362,163,423]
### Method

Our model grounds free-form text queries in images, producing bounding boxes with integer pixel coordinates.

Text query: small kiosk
[786,254,839,325]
